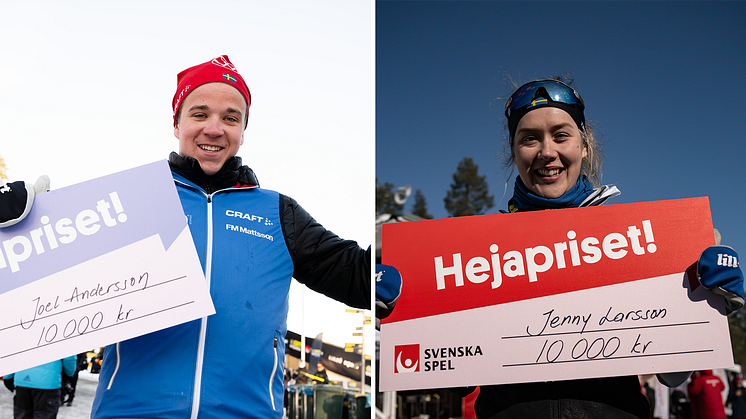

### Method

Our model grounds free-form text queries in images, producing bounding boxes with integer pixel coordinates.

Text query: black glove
[0,176,50,227]
[3,378,14,392]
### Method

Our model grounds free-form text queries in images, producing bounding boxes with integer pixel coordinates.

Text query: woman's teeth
[537,168,561,177]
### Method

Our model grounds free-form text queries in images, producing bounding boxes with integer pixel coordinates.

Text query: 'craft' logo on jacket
[225,209,274,226]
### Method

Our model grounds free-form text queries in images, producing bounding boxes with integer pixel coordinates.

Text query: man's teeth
[537,168,561,177]
[199,145,221,152]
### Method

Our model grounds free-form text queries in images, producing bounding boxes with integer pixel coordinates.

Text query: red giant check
[379,197,733,391]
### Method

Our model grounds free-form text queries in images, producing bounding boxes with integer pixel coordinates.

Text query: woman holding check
[458,79,745,418]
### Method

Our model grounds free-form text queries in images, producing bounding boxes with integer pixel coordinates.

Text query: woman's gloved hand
[698,244,744,314]
[375,264,402,326]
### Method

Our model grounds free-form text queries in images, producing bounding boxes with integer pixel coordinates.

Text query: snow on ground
[0,371,98,419]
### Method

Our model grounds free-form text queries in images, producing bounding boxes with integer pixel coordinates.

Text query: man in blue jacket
[3,356,77,419]
[0,55,400,419]
[97,56,382,419]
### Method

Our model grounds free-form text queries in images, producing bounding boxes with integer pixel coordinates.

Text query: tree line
[376,157,494,219]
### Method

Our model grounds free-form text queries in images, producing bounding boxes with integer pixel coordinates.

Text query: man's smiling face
[174,82,247,176]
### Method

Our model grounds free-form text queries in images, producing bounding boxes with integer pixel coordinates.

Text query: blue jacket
[4,356,76,390]
[91,154,370,419]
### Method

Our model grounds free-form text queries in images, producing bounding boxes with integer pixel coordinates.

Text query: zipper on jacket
[190,191,214,419]
[105,342,121,390]
[269,337,279,410]
[171,181,256,418]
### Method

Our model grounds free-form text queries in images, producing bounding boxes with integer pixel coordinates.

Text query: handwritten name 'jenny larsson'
[434,220,657,289]
[19,272,149,330]
[525,306,668,337]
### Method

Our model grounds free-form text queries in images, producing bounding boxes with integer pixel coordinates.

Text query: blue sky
[376,1,746,256]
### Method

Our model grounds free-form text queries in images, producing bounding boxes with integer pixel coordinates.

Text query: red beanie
[172,55,251,126]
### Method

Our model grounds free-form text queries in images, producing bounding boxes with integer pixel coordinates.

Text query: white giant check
[0,160,214,377]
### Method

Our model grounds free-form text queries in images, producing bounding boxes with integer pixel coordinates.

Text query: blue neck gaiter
[508,175,594,212]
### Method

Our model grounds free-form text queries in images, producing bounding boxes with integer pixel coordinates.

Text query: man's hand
[0,175,50,228]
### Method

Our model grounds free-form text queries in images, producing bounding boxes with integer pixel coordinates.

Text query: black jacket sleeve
[279,194,371,309]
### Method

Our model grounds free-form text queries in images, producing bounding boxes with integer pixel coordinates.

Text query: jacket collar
[168,152,259,194]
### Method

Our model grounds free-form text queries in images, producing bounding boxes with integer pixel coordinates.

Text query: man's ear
[174,124,180,140]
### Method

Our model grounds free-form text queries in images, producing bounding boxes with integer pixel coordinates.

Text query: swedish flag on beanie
[172,55,251,126]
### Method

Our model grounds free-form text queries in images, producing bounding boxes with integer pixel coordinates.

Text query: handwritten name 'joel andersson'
[20,272,149,330]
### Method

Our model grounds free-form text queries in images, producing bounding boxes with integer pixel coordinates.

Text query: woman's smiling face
[512,107,587,199]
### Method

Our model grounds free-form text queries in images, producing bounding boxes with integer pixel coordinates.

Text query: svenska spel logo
[394,344,420,373]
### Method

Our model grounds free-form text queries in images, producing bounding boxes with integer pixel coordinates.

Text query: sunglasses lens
[506,81,583,117]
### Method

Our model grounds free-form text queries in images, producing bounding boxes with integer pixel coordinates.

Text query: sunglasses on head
[505,79,585,119]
